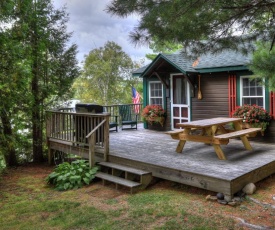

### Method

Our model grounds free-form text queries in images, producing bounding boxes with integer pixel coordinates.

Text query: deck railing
[46,104,143,166]
[46,110,110,166]
[103,103,143,124]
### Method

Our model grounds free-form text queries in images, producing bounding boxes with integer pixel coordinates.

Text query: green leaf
[46,162,99,191]
[64,183,70,190]
[83,177,90,185]
[85,172,91,177]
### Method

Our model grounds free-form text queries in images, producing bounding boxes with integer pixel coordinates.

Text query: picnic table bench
[166,117,262,160]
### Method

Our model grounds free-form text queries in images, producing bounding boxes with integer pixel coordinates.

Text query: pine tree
[0,0,80,165]
[249,42,275,91]
[107,0,275,55]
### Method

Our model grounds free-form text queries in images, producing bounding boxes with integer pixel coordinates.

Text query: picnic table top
[176,117,243,128]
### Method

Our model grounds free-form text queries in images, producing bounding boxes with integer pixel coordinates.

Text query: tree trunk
[32,109,44,162]
[32,68,44,163]
[31,12,44,163]
[0,110,18,166]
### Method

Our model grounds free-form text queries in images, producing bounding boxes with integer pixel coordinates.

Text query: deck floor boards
[108,124,275,197]
[48,123,275,198]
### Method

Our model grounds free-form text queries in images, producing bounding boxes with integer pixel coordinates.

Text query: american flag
[132,87,141,113]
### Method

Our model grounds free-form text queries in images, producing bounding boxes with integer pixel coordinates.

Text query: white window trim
[149,81,163,107]
[240,75,266,108]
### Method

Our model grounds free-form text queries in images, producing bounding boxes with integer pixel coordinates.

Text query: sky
[53,0,152,66]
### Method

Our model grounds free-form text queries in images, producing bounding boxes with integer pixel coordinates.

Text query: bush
[46,160,98,191]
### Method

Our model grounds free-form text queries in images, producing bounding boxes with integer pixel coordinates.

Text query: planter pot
[148,118,165,131]
[148,122,166,131]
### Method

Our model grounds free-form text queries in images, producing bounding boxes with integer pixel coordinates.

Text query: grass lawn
[0,163,274,230]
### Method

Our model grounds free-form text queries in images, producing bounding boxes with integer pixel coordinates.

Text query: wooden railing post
[86,118,108,167]
[104,116,110,162]
[46,112,53,165]
[88,133,96,167]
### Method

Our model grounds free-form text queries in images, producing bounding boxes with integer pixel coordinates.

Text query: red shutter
[228,75,237,117]
[270,92,275,119]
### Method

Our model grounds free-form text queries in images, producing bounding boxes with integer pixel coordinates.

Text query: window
[149,81,163,106]
[240,76,265,107]
[173,77,187,104]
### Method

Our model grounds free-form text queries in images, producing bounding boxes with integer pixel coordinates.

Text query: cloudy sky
[53,0,152,65]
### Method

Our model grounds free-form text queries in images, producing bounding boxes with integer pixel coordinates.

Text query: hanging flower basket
[232,104,272,136]
[141,105,166,127]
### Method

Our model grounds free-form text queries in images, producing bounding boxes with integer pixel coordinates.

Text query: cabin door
[171,74,190,129]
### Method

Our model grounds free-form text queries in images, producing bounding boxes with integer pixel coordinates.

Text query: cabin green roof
[134,49,251,76]
[132,64,149,77]
[195,50,251,73]
[161,53,197,73]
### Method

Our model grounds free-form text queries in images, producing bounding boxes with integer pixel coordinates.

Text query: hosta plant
[46,160,98,191]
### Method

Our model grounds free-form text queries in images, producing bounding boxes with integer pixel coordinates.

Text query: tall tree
[24,0,79,162]
[107,0,275,55]
[0,0,79,165]
[249,42,275,91]
[74,41,141,105]
[0,1,31,166]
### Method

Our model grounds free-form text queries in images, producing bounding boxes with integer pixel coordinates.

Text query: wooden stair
[96,162,152,193]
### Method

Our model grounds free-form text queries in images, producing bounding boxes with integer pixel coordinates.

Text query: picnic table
[166,117,261,160]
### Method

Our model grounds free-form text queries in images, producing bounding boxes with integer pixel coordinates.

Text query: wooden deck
[46,110,275,200]
[106,124,275,200]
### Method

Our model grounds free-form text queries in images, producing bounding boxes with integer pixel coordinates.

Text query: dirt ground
[1,163,275,229]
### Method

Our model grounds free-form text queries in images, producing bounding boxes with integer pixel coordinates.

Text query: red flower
[141,105,167,126]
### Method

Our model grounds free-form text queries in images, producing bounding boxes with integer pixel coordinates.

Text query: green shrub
[46,160,98,191]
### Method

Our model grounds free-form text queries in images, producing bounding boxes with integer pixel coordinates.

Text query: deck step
[97,162,151,176]
[96,172,141,193]
[96,162,153,193]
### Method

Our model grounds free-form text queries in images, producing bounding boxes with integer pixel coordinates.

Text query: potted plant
[232,104,272,135]
[141,105,167,127]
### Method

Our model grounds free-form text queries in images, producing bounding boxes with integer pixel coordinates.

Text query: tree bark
[31,62,44,163]
[0,110,18,166]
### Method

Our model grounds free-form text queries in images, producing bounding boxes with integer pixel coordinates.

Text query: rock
[216,193,224,200]
[206,195,218,201]
[242,183,256,195]
[228,201,237,206]
[232,197,242,204]
[240,205,249,210]
[224,195,232,202]
[218,199,228,205]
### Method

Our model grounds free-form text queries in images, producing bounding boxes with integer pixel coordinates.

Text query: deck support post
[48,148,53,165]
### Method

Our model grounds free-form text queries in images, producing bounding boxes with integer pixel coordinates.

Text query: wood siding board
[191,75,231,120]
